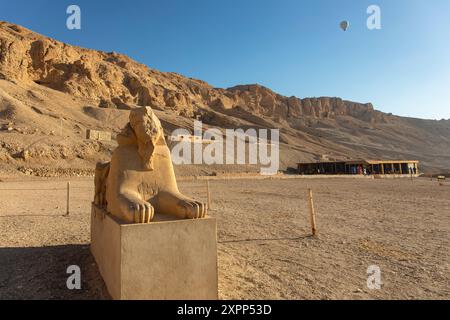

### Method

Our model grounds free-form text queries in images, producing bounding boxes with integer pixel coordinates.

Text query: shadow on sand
[0,244,110,300]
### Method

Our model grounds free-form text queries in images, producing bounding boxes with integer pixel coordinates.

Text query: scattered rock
[17,166,95,177]
[20,149,30,161]
[98,99,117,109]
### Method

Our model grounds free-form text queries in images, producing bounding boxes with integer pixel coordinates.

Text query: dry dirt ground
[0,176,449,300]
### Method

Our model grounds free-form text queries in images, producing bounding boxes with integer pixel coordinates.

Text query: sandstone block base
[90,204,218,300]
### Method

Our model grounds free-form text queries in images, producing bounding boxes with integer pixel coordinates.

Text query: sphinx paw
[178,199,207,219]
[128,201,154,224]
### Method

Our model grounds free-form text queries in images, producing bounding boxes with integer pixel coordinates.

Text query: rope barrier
[0,188,67,191]
[0,187,94,191]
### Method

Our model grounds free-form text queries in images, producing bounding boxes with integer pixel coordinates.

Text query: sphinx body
[94,107,207,224]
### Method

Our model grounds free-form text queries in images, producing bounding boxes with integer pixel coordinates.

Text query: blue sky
[1,0,449,119]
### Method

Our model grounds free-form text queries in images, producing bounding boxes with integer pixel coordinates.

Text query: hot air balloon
[340,20,349,31]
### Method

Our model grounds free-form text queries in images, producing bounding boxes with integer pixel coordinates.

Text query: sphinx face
[129,107,163,170]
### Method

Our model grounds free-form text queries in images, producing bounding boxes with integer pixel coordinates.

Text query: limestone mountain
[1,21,449,176]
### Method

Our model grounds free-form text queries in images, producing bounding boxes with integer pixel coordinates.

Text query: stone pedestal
[90,204,218,300]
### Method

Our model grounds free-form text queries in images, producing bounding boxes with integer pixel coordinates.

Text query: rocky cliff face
[1,21,449,175]
[0,21,385,123]
[226,85,388,123]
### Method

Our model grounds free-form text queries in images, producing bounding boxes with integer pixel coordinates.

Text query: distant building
[297,159,419,176]
[167,134,213,144]
[86,129,111,142]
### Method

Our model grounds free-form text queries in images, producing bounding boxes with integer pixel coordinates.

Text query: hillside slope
[1,21,449,176]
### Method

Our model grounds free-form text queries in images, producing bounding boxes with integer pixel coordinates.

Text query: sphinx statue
[94,106,207,224]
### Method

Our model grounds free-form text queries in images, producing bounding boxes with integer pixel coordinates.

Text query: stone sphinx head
[118,106,164,170]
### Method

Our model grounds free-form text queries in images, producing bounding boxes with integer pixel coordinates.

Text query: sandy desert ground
[0,176,449,300]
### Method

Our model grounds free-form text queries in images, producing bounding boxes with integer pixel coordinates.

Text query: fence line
[0,187,93,191]
[0,188,67,191]
[0,183,211,192]
[0,181,319,242]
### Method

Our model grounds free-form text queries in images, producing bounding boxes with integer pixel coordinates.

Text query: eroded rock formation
[0,21,385,123]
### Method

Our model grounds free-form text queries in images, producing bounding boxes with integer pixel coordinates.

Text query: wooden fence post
[66,181,70,216]
[308,189,317,237]
[206,179,212,210]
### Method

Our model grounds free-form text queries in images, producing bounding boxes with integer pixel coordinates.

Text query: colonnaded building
[297,159,419,177]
